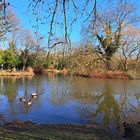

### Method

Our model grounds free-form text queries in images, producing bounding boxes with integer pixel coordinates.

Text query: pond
[0,74,140,133]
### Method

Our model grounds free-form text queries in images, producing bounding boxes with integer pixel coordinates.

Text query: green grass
[0,124,121,140]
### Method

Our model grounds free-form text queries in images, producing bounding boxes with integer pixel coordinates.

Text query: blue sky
[8,0,82,44]
[7,0,140,46]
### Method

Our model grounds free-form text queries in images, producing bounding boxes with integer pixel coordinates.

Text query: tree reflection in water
[93,85,120,128]
[47,77,140,133]
[76,82,140,133]
[75,83,121,132]
[0,76,45,122]
[0,76,140,133]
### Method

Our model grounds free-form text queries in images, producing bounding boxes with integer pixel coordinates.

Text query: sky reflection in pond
[0,75,140,133]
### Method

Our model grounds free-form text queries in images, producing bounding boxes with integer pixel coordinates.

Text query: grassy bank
[0,121,120,140]
[0,70,34,77]
[44,68,68,75]
[75,70,137,79]
[0,68,139,80]
[1,121,140,140]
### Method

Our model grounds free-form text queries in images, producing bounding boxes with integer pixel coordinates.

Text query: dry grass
[76,70,132,79]
[0,70,34,77]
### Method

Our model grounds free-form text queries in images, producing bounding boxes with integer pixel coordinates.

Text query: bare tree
[83,1,140,69]
[19,30,36,71]
[27,0,132,43]
[27,0,79,47]
[0,1,19,38]
[119,26,140,71]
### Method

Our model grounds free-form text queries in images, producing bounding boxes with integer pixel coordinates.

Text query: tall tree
[19,30,37,71]
[119,26,140,71]
[84,1,140,69]
[3,41,19,70]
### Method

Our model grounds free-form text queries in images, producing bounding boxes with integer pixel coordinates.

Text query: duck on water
[27,99,32,106]
[31,92,38,98]
[19,97,26,102]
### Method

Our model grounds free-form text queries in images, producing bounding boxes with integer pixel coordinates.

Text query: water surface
[0,74,140,132]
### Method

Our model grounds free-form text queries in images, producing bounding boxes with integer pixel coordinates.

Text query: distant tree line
[0,0,140,74]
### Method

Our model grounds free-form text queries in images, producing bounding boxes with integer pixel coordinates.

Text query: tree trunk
[22,58,27,71]
[105,56,111,70]
[22,64,26,71]
[106,61,111,70]
[124,59,128,71]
